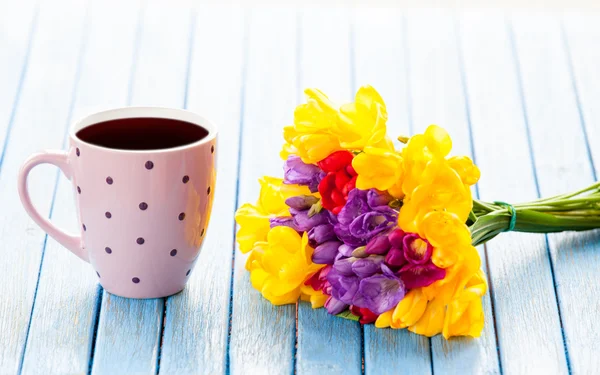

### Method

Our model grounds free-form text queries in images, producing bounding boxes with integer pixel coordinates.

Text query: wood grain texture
[159,7,244,374]
[353,8,433,375]
[90,1,193,373]
[0,0,36,151]
[20,1,142,373]
[457,11,568,374]
[405,10,501,375]
[229,9,297,375]
[296,9,362,375]
[511,13,600,374]
[563,12,600,179]
[0,0,87,372]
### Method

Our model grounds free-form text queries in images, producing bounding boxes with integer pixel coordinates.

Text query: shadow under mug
[18,107,217,298]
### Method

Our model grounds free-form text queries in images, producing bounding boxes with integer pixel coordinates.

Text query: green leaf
[336,310,360,321]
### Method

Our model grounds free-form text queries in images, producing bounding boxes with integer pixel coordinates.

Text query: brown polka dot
[82,224,86,231]
[77,186,81,194]
[200,228,205,237]
[170,249,177,256]
[105,212,111,218]
[182,175,189,183]
[106,176,113,185]
[105,247,112,254]
[132,277,140,283]
[211,145,214,153]
[76,148,80,157]
[207,186,211,195]
[139,202,148,210]
[178,213,185,221]
[145,161,154,170]
[137,237,145,245]
[186,269,191,276]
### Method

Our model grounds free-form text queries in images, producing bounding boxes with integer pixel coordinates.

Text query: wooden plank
[19,1,142,373]
[90,1,193,374]
[159,7,245,374]
[352,8,433,375]
[457,11,568,374]
[229,9,298,375]
[404,10,501,375]
[562,12,600,178]
[511,12,600,374]
[0,0,37,153]
[0,0,87,372]
[294,8,363,375]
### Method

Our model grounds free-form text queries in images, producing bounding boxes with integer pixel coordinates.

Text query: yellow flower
[247,226,323,305]
[399,160,473,233]
[300,284,328,308]
[391,289,428,329]
[375,309,393,328]
[282,89,342,164]
[336,85,393,150]
[408,298,446,337]
[398,125,480,233]
[352,146,404,198]
[235,176,310,253]
[443,270,487,339]
[447,156,480,186]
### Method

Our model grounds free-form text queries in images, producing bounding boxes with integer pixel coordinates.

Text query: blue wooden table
[1,1,599,374]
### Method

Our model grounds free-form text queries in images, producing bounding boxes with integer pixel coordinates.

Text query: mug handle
[18,150,88,262]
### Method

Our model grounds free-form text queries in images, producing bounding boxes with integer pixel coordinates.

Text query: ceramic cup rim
[70,106,218,154]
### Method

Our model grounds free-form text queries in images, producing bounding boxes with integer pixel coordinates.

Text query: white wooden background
[0,1,599,374]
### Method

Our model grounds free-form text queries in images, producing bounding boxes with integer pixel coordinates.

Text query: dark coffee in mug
[76,117,209,150]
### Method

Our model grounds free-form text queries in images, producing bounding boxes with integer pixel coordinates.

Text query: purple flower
[285,195,319,211]
[367,189,393,208]
[334,189,398,247]
[358,266,405,314]
[352,256,385,278]
[325,296,348,315]
[308,224,336,247]
[332,257,357,276]
[312,241,343,265]
[284,156,325,193]
[328,268,360,305]
[293,210,330,232]
[269,216,299,231]
[338,244,355,257]
[399,262,446,289]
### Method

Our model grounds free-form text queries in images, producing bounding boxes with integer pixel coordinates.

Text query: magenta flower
[403,233,433,265]
[365,234,391,255]
[399,263,446,289]
[384,247,407,268]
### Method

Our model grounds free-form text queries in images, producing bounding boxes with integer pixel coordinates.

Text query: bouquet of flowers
[235,86,600,339]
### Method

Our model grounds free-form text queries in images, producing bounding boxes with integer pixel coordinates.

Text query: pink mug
[18,107,217,298]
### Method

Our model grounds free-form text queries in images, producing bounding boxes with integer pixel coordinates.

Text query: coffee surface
[76,117,208,150]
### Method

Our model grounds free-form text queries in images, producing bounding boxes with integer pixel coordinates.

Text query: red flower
[317,151,357,214]
[350,305,379,324]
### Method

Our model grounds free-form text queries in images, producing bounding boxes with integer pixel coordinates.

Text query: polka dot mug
[18,107,217,298]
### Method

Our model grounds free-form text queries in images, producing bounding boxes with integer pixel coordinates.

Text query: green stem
[470,182,600,246]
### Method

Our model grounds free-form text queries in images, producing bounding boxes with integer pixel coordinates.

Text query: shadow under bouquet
[234,86,600,339]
